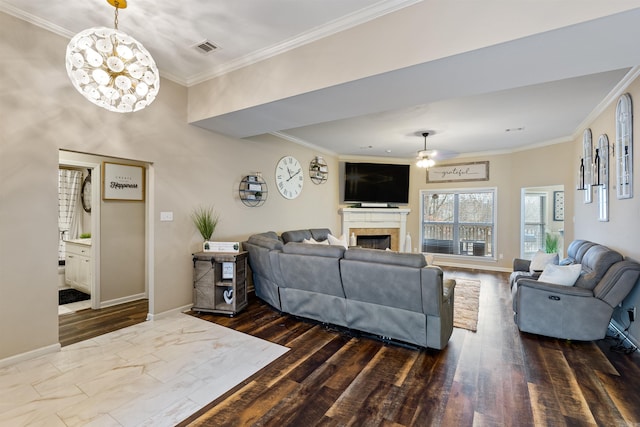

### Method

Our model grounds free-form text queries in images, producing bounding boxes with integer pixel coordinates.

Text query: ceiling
[3,0,640,161]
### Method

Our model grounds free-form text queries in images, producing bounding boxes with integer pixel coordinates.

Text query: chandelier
[416,132,436,168]
[65,0,159,113]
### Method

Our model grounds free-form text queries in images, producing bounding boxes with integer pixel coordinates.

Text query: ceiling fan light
[415,131,436,168]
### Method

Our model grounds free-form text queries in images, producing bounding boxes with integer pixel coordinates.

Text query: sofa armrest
[420,266,446,316]
[513,258,531,272]
[442,278,456,303]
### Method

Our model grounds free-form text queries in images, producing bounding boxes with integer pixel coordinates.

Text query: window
[420,189,496,257]
[523,193,546,258]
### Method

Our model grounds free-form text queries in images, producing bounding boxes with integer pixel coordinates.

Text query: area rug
[58,288,90,305]
[0,313,289,426]
[453,278,481,332]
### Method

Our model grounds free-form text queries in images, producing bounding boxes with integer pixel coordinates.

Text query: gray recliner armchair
[512,241,640,341]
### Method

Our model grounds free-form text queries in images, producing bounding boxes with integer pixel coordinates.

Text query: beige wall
[397,142,573,271]
[0,13,339,361]
[3,8,640,361]
[572,76,640,344]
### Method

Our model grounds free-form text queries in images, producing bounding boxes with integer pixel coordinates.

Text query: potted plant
[545,232,559,254]
[192,205,219,251]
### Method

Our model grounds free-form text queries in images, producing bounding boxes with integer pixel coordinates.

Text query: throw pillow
[328,233,348,249]
[302,237,328,245]
[538,263,582,286]
[530,250,559,273]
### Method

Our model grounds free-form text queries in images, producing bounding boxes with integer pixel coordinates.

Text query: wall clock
[81,172,92,213]
[275,156,304,199]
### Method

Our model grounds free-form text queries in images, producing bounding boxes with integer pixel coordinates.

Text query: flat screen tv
[344,162,410,205]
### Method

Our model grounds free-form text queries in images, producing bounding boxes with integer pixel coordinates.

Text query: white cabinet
[65,240,92,294]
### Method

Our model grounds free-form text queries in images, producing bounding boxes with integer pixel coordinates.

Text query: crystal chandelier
[65,0,159,113]
[416,132,436,168]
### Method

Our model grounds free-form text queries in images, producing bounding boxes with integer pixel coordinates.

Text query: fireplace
[356,234,391,250]
[340,208,410,252]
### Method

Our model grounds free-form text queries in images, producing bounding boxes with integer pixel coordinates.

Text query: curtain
[58,169,82,262]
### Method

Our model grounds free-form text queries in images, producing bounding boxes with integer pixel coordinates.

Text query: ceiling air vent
[192,40,220,54]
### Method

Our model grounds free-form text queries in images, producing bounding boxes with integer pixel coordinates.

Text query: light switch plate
[160,211,173,221]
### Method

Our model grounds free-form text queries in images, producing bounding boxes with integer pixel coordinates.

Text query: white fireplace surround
[339,208,410,251]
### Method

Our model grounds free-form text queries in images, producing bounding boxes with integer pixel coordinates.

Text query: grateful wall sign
[426,161,489,183]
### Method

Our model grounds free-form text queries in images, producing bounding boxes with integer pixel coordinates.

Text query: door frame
[58,159,101,309]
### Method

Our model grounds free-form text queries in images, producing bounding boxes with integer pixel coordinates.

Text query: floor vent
[193,40,220,54]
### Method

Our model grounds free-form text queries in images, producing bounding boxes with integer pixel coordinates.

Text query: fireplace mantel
[339,207,411,251]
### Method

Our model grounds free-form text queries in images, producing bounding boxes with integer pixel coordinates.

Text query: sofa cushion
[303,237,329,245]
[344,247,426,268]
[247,234,283,250]
[310,228,332,242]
[560,240,596,265]
[529,250,559,272]
[538,264,582,286]
[327,233,348,249]
[281,229,312,243]
[282,242,346,258]
[574,245,623,290]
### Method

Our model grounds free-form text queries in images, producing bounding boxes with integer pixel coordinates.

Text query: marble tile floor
[0,313,289,426]
[58,300,91,316]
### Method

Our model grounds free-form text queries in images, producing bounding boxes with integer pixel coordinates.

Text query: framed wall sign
[102,162,145,201]
[426,161,489,183]
[553,191,564,221]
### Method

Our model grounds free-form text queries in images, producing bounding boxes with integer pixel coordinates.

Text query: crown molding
[0,1,74,38]
[269,131,338,157]
[573,65,640,139]
[185,0,422,86]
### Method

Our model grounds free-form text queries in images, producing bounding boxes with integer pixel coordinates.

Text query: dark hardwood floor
[59,269,640,426]
[58,299,148,347]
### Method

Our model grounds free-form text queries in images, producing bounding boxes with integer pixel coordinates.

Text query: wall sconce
[577,158,586,190]
[592,148,602,187]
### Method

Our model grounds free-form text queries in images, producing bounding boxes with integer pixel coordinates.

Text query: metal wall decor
[596,134,609,222]
[239,173,268,207]
[309,156,328,184]
[615,93,633,199]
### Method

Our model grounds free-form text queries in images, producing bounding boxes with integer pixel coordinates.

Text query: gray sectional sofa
[244,228,455,349]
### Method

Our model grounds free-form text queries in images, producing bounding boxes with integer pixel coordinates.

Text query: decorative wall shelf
[309,156,328,184]
[239,174,268,207]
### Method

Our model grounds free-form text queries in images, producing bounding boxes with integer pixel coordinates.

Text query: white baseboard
[0,343,61,369]
[99,293,147,309]
[146,304,193,321]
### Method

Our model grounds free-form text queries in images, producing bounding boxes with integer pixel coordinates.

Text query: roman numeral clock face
[275,156,304,199]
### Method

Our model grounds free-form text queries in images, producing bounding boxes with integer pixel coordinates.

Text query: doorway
[58,150,151,326]
[58,160,99,314]
[520,185,565,259]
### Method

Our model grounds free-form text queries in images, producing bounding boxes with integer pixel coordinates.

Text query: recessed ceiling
[3,1,640,160]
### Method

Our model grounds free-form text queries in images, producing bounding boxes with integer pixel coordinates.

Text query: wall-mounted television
[343,162,410,205]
